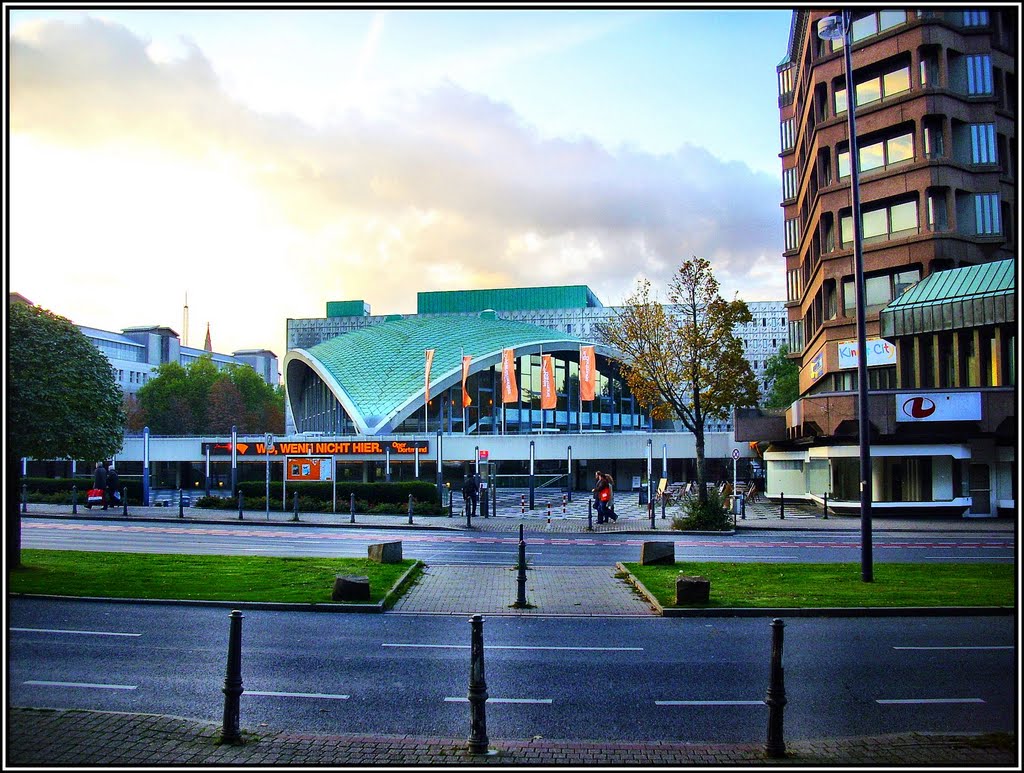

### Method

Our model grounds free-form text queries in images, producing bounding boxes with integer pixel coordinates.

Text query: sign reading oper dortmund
[202,440,430,457]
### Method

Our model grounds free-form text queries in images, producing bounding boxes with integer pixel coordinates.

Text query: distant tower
[183,293,189,347]
[204,322,212,352]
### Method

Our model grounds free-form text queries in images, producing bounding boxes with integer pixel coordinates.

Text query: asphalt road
[19,517,1016,565]
[8,598,1016,744]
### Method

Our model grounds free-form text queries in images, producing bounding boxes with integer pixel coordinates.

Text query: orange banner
[425,349,435,404]
[461,355,473,407]
[540,354,556,410]
[501,348,519,403]
[580,345,596,402]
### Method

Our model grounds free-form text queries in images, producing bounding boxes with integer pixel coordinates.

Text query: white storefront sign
[896,392,982,422]
[838,337,897,369]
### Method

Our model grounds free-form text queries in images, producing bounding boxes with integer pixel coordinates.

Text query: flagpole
[539,345,545,432]
[462,347,467,434]
[578,346,583,433]
[424,349,429,433]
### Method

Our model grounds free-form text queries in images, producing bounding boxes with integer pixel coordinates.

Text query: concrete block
[640,541,675,565]
[675,575,710,604]
[333,575,370,601]
[368,541,403,563]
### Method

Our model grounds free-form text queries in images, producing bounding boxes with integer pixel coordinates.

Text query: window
[842,199,919,245]
[920,52,939,88]
[966,54,993,94]
[974,193,1001,234]
[843,268,920,313]
[923,118,944,158]
[785,217,800,251]
[780,118,795,152]
[782,167,798,200]
[778,66,794,99]
[962,10,989,26]
[835,64,911,113]
[970,123,997,164]
[787,269,802,302]
[927,191,949,231]
[838,131,914,178]
[788,320,804,353]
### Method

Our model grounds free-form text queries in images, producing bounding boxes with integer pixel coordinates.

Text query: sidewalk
[6,707,1017,767]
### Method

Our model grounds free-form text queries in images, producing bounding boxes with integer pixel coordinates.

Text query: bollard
[661,493,666,520]
[547,503,552,521]
[823,492,829,519]
[449,489,454,518]
[122,487,128,516]
[21,484,27,513]
[742,491,746,520]
[220,610,244,745]
[292,492,299,522]
[521,494,525,514]
[409,493,415,526]
[514,525,528,608]
[466,615,490,755]
[72,485,78,515]
[587,499,593,531]
[238,490,244,520]
[780,492,785,520]
[649,501,655,529]
[350,492,356,524]
[765,618,787,758]
[178,488,184,518]
[562,494,567,514]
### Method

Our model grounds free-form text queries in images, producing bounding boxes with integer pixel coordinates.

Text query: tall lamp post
[817,11,872,582]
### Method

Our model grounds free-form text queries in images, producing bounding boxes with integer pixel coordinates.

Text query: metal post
[292,491,299,522]
[220,610,244,746]
[448,487,454,517]
[409,493,414,526]
[122,487,128,516]
[178,488,184,518]
[143,426,151,506]
[436,429,443,506]
[765,618,787,758]
[265,434,272,521]
[780,492,785,520]
[350,492,356,524]
[661,491,666,520]
[823,492,829,519]
[72,485,78,515]
[528,440,535,511]
[21,484,27,513]
[649,498,655,529]
[514,524,528,608]
[205,445,211,497]
[229,425,237,500]
[238,490,244,520]
[465,487,472,528]
[466,614,490,755]
[566,445,573,502]
[646,437,653,517]
[386,445,391,483]
[587,499,593,531]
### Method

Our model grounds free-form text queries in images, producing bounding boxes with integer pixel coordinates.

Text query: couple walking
[592,470,617,523]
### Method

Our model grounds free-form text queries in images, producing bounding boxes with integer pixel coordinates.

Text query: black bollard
[21,484,27,513]
[661,493,666,520]
[178,488,184,518]
[765,618,787,758]
[350,493,356,524]
[122,487,128,516]
[514,525,528,608]
[780,492,785,520]
[449,489,454,518]
[238,490,244,520]
[72,485,78,515]
[220,610,244,745]
[742,492,746,520]
[409,493,414,526]
[292,492,299,522]
[587,499,593,531]
[466,615,490,755]
[822,492,829,519]
[649,500,655,529]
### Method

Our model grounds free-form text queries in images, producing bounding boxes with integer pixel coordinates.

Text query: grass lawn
[10,550,421,606]
[622,562,1016,608]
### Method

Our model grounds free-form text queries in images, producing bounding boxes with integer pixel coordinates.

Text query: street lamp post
[818,11,872,582]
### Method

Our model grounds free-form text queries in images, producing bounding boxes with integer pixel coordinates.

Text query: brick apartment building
[738,8,1017,517]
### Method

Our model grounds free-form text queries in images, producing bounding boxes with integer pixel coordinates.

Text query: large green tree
[8,302,123,568]
[761,344,800,409]
[597,257,759,505]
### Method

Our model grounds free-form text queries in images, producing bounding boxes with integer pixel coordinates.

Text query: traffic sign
[732,448,740,460]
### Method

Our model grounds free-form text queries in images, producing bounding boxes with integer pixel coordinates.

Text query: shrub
[671,488,733,531]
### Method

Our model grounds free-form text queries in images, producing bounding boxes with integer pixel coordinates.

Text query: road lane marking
[893,646,1013,651]
[383,644,643,651]
[247,690,350,700]
[24,680,136,690]
[656,700,764,706]
[876,698,985,704]
[11,628,141,637]
[445,697,552,704]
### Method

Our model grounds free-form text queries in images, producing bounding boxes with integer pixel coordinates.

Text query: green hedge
[236,480,439,506]
[20,477,144,504]
[195,494,445,516]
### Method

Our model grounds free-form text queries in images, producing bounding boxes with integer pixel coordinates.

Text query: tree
[135,361,190,434]
[206,376,247,434]
[762,344,800,409]
[7,302,123,568]
[597,257,759,505]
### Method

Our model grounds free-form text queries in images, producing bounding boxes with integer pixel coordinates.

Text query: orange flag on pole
[425,349,435,405]
[580,345,596,402]
[461,355,473,407]
[501,348,519,403]
[540,354,556,410]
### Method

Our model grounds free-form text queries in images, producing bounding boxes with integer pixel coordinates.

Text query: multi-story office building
[743,9,1017,517]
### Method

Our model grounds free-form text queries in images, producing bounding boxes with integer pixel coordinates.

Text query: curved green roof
[285,312,614,435]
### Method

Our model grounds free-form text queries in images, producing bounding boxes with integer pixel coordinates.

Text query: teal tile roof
[286,312,608,434]
[880,259,1016,337]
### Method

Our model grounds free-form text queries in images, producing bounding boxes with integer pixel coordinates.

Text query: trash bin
[639,488,649,505]
[733,493,744,515]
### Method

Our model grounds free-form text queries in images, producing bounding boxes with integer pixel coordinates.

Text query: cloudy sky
[9,5,793,360]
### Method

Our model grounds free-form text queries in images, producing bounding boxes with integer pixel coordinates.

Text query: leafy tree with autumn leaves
[761,344,800,409]
[597,257,759,506]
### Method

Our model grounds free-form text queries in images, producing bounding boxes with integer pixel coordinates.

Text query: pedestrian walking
[462,471,481,517]
[92,462,108,510]
[592,471,610,524]
[106,465,120,508]
[602,472,617,522]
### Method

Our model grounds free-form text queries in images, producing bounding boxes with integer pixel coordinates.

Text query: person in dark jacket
[93,462,108,510]
[106,465,120,509]
[462,472,481,517]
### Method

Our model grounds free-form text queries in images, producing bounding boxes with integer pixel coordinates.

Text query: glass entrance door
[968,463,991,515]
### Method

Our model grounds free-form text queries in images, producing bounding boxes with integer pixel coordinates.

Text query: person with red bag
[593,471,610,524]
[87,462,108,510]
